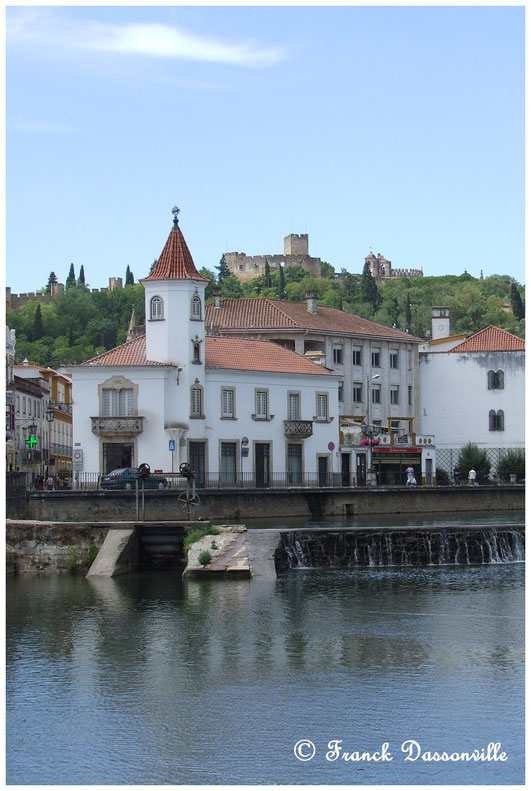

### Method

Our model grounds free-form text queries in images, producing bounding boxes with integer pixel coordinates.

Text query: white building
[71,208,340,484]
[419,309,525,461]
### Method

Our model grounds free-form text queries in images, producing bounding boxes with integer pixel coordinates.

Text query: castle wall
[225,253,322,283]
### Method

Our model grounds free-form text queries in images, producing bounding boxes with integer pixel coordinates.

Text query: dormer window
[150,296,164,321]
[191,292,202,321]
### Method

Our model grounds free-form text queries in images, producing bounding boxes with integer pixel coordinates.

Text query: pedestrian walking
[406,466,417,486]
[453,467,460,486]
[468,468,477,486]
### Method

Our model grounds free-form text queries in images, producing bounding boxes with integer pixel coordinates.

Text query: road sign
[169,439,176,451]
[73,448,84,471]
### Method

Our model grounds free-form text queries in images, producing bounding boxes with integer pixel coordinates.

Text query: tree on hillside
[321,261,335,278]
[148,259,158,275]
[216,254,230,283]
[510,283,525,320]
[360,261,381,313]
[78,265,85,286]
[32,304,44,340]
[125,265,135,287]
[404,292,412,332]
[221,274,243,298]
[66,263,76,289]
[276,265,286,299]
[199,268,216,301]
[47,271,58,289]
[264,258,272,289]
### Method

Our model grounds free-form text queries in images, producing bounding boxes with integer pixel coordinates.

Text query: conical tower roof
[142,207,209,282]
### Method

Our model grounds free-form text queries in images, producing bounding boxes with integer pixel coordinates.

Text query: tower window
[150,296,164,320]
[191,293,202,321]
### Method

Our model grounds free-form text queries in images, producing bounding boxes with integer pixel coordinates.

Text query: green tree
[510,283,525,320]
[78,265,85,286]
[47,271,58,289]
[457,442,491,484]
[125,265,135,287]
[216,254,230,283]
[360,261,381,313]
[199,268,216,301]
[221,274,243,298]
[148,259,157,275]
[404,292,412,331]
[497,448,525,482]
[32,304,44,340]
[66,263,76,289]
[276,265,286,299]
[264,258,272,288]
[320,261,335,278]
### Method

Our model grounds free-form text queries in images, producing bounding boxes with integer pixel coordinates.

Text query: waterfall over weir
[275,526,525,569]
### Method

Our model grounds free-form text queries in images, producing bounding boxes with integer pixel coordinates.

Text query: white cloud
[7,9,285,68]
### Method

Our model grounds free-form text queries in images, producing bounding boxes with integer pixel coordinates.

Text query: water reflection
[7,561,524,785]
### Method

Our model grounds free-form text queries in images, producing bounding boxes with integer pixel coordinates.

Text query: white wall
[419,350,525,448]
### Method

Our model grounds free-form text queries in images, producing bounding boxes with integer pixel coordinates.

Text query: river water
[6,513,524,785]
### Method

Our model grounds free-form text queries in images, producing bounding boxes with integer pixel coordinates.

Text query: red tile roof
[78,336,172,367]
[77,333,332,376]
[451,325,525,353]
[142,224,209,282]
[206,298,419,340]
[206,337,333,375]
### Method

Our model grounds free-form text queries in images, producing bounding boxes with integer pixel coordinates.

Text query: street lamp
[46,400,55,423]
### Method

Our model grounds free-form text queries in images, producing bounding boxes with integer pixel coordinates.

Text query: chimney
[431,307,451,340]
[212,286,221,308]
[305,290,318,314]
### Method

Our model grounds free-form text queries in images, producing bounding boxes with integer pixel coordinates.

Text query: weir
[274,525,525,570]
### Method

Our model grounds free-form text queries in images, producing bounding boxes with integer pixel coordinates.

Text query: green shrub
[198,550,212,567]
[436,467,450,485]
[498,448,525,482]
[210,541,218,550]
[66,546,79,571]
[457,442,491,483]
[183,525,219,555]
[85,538,98,566]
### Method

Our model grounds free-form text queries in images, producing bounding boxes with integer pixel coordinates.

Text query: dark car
[100,468,168,490]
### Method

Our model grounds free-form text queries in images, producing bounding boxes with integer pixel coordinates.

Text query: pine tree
[68,323,74,347]
[264,258,271,288]
[405,291,412,331]
[47,271,58,289]
[66,263,76,289]
[216,254,230,283]
[32,304,44,340]
[277,264,286,298]
[360,261,381,313]
[78,265,85,285]
[125,265,134,286]
[510,283,525,320]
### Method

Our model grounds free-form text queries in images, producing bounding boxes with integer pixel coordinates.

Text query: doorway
[341,453,351,486]
[318,455,329,487]
[356,453,366,486]
[103,443,133,473]
[255,443,270,487]
[189,441,206,487]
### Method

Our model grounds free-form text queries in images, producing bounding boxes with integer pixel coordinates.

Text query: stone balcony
[91,416,144,436]
[284,420,313,439]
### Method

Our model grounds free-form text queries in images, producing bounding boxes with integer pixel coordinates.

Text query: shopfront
[372,447,422,486]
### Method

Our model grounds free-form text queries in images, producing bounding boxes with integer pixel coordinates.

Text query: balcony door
[255,443,270,487]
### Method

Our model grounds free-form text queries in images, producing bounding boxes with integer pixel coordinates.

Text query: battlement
[365,252,423,281]
[284,233,309,256]
[7,277,122,312]
[225,234,322,283]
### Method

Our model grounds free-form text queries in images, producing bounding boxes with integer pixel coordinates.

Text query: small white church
[71,208,340,484]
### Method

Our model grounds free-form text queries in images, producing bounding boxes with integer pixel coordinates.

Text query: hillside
[7,268,524,369]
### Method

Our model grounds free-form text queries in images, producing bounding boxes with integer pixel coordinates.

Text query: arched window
[487,370,496,389]
[191,293,202,320]
[489,409,497,431]
[496,370,504,389]
[496,409,504,431]
[190,380,203,418]
[488,370,505,389]
[150,296,163,320]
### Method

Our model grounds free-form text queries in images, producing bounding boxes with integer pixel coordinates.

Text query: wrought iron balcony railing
[283,420,313,438]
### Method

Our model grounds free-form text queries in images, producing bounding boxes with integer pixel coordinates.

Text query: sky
[5,4,525,295]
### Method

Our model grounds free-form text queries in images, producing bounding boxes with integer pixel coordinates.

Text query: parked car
[100,468,168,490]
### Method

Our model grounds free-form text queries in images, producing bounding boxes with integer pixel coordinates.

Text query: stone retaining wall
[7,521,108,574]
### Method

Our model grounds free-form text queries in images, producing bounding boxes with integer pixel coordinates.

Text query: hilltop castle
[365,252,423,280]
[224,234,323,282]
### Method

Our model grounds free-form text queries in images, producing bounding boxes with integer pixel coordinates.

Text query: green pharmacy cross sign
[25,435,38,449]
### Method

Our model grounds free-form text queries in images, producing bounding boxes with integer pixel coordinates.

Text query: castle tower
[284,234,309,256]
[140,207,209,387]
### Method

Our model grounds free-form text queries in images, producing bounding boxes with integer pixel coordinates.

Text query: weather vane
[172,206,180,227]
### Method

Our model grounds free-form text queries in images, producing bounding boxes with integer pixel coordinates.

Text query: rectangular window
[22,397,26,415]
[390,350,399,369]
[333,346,343,365]
[352,348,361,366]
[316,393,328,421]
[371,384,381,404]
[338,382,344,402]
[255,390,268,419]
[390,385,399,405]
[408,385,412,406]
[288,392,300,421]
[390,420,400,433]
[102,389,134,416]
[372,349,380,367]
[221,388,235,418]
[353,383,362,403]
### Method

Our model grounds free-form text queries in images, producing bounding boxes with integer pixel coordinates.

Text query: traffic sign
[169,439,176,451]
